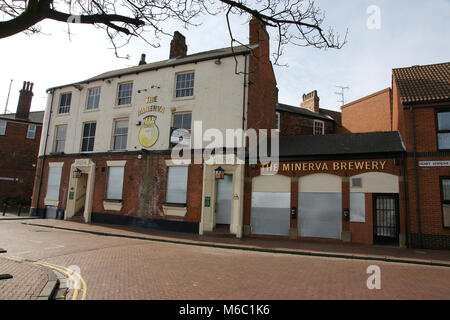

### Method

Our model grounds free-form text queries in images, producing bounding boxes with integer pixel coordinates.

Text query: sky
[0,0,449,113]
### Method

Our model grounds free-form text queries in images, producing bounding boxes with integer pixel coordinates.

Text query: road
[0,220,449,300]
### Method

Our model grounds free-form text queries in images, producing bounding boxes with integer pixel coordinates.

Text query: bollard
[2,204,6,217]
[17,204,22,217]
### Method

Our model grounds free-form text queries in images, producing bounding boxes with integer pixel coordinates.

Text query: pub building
[29,15,449,249]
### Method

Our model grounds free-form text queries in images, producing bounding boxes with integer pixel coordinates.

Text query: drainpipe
[242,54,248,136]
[410,105,423,248]
[34,90,54,217]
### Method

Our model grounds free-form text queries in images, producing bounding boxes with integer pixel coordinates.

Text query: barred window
[441,178,450,228]
[175,72,194,98]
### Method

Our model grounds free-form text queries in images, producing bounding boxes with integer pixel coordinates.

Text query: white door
[216,175,233,224]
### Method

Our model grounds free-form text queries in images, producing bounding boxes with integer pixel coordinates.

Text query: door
[373,194,399,245]
[216,174,233,225]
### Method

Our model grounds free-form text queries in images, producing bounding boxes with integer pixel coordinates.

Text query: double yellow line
[7,256,87,300]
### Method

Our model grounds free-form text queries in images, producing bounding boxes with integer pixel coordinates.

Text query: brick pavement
[22,219,450,267]
[1,219,450,300]
[0,258,48,300]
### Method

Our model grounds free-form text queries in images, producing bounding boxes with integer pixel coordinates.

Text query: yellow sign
[139,116,159,148]
[138,105,165,116]
[262,160,387,172]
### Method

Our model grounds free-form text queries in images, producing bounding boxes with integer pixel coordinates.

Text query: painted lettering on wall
[262,160,387,172]
[138,105,165,116]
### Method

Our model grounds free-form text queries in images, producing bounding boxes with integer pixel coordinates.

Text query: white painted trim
[106,160,127,167]
[165,159,190,167]
[48,162,64,168]
[103,201,123,211]
[163,205,187,217]
[44,198,59,206]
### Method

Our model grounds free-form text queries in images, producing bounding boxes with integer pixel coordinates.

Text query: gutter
[410,105,423,248]
[46,49,253,93]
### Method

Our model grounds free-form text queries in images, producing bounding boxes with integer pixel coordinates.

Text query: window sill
[44,198,59,206]
[114,104,132,109]
[56,113,70,117]
[162,203,187,217]
[172,96,195,102]
[103,200,122,211]
[84,108,100,113]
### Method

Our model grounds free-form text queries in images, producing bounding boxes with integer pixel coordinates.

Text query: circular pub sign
[139,115,159,148]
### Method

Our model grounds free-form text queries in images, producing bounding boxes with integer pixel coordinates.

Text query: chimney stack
[169,31,187,59]
[16,81,34,120]
[301,90,320,113]
[138,54,147,66]
[249,16,270,59]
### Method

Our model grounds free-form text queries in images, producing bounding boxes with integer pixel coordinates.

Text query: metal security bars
[373,194,399,244]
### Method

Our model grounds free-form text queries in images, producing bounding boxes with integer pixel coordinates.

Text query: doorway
[373,194,399,245]
[215,174,233,231]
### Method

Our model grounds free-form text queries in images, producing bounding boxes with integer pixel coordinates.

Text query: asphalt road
[1,220,449,300]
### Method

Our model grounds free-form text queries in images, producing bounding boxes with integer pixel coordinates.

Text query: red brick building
[340,62,450,249]
[0,82,43,203]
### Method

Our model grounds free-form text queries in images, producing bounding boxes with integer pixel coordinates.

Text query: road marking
[37,261,87,300]
[44,244,65,250]
[5,256,87,300]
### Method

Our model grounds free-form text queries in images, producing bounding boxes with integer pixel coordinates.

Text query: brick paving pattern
[0,258,48,300]
[1,219,450,300]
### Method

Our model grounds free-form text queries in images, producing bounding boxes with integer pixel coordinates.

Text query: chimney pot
[139,54,146,66]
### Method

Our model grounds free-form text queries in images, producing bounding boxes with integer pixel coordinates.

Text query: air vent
[351,177,362,188]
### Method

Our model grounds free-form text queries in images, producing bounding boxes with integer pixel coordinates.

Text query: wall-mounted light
[137,89,148,93]
[105,79,112,84]
[215,166,225,179]
[151,85,161,89]
[73,168,82,178]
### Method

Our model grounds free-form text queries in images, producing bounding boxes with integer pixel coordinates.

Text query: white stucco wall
[40,55,248,156]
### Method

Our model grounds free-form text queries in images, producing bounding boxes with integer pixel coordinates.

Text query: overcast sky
[0,0,449,113]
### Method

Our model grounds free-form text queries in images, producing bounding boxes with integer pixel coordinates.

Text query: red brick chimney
[169,31,187,59]
[16,81,34,120]
[301,90,320,113]
[249,16,270,60]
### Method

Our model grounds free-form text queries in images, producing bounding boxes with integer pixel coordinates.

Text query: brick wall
[247,17,277,133]
[0,120,42,202]
[32,152,203,223]
[279,111,335,136]
[341,88,392,133]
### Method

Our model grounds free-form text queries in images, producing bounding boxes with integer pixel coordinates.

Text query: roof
[276,103,337,122]
[393,62,450,105]
[277,131,405,158]
[0,111,45,124]
[48,45,255,92]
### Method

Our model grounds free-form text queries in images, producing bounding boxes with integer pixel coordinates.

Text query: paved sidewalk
[0,258,49,300]
[22,219,450,267]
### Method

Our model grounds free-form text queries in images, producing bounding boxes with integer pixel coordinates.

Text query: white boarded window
[27,124,36,139]
[166,166,188,204]
[275,112,280,131]
[106,166,124,200]
[350,193,366,222]
[0,120,7,135]
[46,166,62,200]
